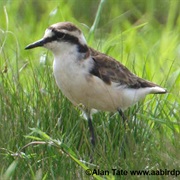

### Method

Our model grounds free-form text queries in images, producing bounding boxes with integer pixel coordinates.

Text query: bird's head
[25,22,88,55]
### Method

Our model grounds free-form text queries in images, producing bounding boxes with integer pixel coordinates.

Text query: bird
[25,22,167,147]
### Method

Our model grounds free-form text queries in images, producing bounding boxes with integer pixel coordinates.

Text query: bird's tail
[150,86,167,94]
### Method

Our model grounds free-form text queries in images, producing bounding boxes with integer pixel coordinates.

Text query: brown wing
[89,47,158,88]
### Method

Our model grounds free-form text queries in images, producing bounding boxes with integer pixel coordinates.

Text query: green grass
[0,0,180,179]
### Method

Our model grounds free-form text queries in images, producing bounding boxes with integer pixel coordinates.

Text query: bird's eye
[56,32,65,40]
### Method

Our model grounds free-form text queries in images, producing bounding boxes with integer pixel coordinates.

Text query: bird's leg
[87,115,96,147]
[118,109,128,158]
[118,109,126,127]
[87,111,95,147]
[86,111,95,162]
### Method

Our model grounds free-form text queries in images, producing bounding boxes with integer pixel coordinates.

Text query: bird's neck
[53,45,93,74]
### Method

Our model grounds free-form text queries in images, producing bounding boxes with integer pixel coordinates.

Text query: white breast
[53,47,94,106]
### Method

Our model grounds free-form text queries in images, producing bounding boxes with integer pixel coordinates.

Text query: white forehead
[44,29,54,38]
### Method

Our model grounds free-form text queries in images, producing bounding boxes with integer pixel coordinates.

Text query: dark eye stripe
[54,31,66,39]
[43,29,88,53]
